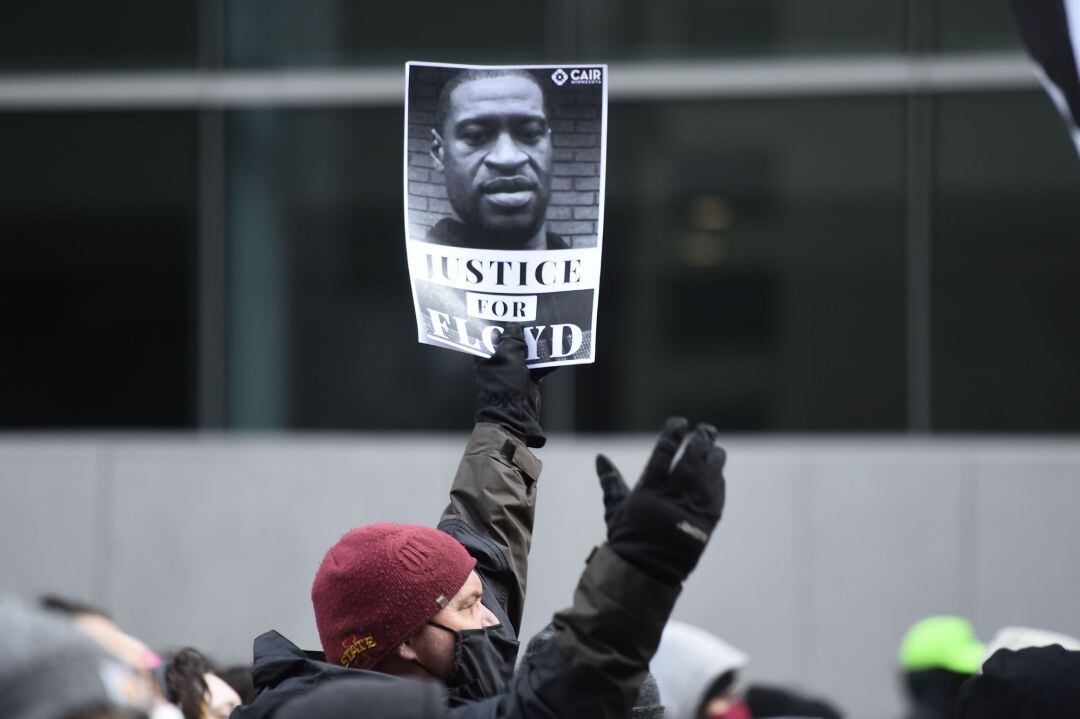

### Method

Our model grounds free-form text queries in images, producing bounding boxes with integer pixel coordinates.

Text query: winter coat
[275,675,446,719]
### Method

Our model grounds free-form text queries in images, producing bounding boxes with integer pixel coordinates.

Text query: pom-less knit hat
[312,523,476,669]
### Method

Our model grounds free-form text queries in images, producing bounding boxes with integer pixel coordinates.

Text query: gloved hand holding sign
[474,324,553,448]
[596,416,727,586]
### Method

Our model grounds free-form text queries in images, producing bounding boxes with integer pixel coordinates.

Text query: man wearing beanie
[235,328,730,719]
[236,325,544,717]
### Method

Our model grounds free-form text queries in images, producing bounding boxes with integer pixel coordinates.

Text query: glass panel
[0,2,197,71]
[935,0,1023,51]
[0,112,197,427]
[933,92,1080,431]
[577,0,906,60]
[581,97,908,431]
[226,108,478,429]
[227,99,905,432]
[226,0,548,68]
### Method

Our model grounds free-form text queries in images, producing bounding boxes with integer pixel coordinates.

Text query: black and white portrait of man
[428,69,563,251]
[407,65,604,252]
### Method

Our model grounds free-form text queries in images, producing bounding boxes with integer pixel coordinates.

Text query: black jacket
[956,645,1080,719]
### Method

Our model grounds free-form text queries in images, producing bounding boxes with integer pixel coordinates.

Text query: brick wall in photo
[406,68,603,249]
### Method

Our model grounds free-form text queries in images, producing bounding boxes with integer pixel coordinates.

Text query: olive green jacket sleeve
[448,544,683,719]
[547,544,682,719]
[437,422,542,634]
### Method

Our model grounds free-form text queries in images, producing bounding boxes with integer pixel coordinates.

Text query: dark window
[932,92,1080,430]
[223,99,908,432]
[935,0,1022,51]
[5,3,1078,434]
[225,109,477,430]
[0,112,198,427]
[225,0,548,67]
[579,98,908,431]
[0,2,197,71]
[576,0,906,59]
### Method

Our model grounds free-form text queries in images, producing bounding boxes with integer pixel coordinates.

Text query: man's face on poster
[431,73,553,245]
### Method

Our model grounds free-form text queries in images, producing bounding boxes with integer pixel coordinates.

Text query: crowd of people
[3,325,1079,718]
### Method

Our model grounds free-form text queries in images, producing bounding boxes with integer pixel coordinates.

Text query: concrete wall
[2,433,1079,718]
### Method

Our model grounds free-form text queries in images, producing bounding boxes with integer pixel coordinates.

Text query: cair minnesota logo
[551,67,603,87]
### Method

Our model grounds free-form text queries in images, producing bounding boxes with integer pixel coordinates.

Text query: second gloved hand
[597,416,727,585]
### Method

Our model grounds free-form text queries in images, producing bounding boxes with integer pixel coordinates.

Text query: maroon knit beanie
[311,523,476,669]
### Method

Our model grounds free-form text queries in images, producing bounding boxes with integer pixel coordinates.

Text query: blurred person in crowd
[741,685,843,719]
[957,644,1080,718]
[644,619,841,719]
[38,594,183,718]
[897,616,984,719]
[163,648,242,719]
[980,625,1080,662]
[203,675,240,719]
[647,620,748,719]
[427,69,563,251]
[234,324,729,718]
[0,598,162,719]
[518,622,665,719]
[213,665,256,706]
[40,595,163,672]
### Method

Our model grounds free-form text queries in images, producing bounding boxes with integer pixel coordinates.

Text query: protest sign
[404,61,608,366]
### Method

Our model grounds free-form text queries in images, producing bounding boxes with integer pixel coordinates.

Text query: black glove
[597,416,726,585]
[474,324,548,448]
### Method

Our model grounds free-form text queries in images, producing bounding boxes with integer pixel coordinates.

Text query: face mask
[421,620,519,705]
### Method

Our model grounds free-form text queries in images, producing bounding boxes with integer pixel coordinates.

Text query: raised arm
[437,324,547,633]
[447,418,728,719]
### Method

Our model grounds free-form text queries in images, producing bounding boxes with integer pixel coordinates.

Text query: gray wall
[2,433,1079,718]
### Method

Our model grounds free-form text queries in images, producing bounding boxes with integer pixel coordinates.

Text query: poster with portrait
[403,61,608,367]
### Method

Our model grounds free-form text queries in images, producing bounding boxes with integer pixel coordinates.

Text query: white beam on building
[0,53,1039,110]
